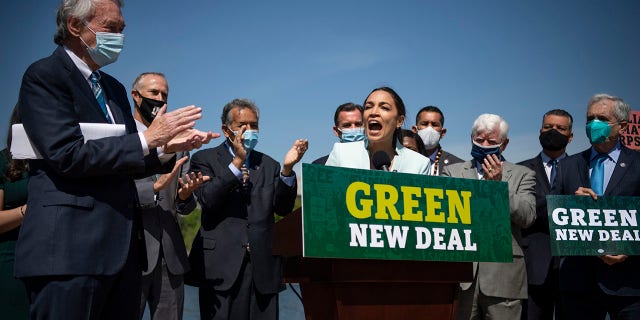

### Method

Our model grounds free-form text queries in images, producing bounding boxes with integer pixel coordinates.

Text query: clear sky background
[2,0,639,168]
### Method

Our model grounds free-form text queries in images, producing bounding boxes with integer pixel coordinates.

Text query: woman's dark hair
[4,105,28,182]
[400,129,427,155]
[364,86,406,146]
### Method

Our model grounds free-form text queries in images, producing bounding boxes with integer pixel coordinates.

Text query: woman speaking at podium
[326,86,430,174]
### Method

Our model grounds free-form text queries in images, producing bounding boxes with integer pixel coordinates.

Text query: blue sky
[2,0,639,167]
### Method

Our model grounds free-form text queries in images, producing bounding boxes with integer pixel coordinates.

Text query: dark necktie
[590,154,607,196]
[549,159,558,186]
[89,72,111,123]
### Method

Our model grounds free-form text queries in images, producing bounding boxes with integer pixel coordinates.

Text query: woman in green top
[0,107,29,319]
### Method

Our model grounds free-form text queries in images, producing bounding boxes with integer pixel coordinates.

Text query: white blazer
[325,140,431,174]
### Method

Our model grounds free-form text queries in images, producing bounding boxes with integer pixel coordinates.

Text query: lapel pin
[620,163,626,168]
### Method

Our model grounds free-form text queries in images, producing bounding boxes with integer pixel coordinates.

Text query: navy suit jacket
[15,46,172,277]
[551,146,640,296]
[518,153,556,285]
[188,143,297,294]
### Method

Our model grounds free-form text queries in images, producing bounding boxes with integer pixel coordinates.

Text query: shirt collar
[427,146,441,162]
[225,140,251,160]
[590,142,622,163]
[63,45,93,82]
[540,151,567,165]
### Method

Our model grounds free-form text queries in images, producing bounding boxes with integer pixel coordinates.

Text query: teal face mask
[585,119,611,144]
[339,127,365,143]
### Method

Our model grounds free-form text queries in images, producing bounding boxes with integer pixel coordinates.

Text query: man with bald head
[14,1,214,319]
[131,72,208,320]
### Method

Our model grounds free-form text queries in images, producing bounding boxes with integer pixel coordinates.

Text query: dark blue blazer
[518,153,556,285]
[188,142,297,294]
[551,146,640,296]
[15,46,172,277]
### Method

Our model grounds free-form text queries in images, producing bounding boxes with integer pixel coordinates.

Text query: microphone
[372,151,391,171]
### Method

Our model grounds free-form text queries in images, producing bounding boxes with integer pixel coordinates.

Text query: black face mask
[539,129,569,151]
[136,95,165,124]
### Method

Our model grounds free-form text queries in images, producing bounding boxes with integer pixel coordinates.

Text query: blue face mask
[241,130,259,151]
[470,141,502,163]
[81,24,124,67]
[585,119,612,145]
[339,127,365,143]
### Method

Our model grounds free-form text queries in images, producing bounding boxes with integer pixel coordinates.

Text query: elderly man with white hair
[441,113,536,320]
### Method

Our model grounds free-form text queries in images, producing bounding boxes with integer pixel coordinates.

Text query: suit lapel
[533,155,551,193]
[606,147,633,195]
[462,161,479,180]
[54,47,111,123]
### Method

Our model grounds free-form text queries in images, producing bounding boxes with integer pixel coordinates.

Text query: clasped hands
[143,105,219,153]
[573,187,628,266]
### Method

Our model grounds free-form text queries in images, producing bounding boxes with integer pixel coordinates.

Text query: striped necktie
[89,72,111,123]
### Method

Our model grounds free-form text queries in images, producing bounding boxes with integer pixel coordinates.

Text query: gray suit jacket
[441,161,536,299]
[135,151,196,276]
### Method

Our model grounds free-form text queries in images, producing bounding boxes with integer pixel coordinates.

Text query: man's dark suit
[552,146,640,318]
[519,153,561,319]
[312,155,328,165]
[15,46,172,318]
[189,142,297,318]
[438,149,464,170]
[135,150,195,319]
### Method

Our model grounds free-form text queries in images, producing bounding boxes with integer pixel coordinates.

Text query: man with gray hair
[552,94,640,319]
[441,113,536,320]
[188,98,308,320]
[131,72,207,320]
[14,1,215,319]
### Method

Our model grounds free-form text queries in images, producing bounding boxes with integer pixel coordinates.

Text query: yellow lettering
[424,188,445,223]
[345,182,373,219]
[374,184,400,220]
[401,186,423,222]
[446,190,471,224]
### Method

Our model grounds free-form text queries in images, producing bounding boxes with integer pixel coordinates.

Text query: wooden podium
[274,208,473,320]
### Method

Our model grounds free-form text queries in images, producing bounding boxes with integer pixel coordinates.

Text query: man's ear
[440,127,447,139]
[501,138,509,153]
[333,126,341,138]
[67,16,84,37]
[411,125,418,133]
[618,121,629,135]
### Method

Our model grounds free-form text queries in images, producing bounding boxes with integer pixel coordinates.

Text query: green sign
[301,164,512,262]
[547,195,640,256]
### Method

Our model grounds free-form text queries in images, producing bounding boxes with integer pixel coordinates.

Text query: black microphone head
[372,151,391,171]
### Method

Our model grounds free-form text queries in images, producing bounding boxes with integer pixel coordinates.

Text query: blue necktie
[89,72,111,123]
[549,159,557,186]
[590,154,607,195]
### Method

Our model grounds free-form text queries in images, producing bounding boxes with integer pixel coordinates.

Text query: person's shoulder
[191,143,226,159]
[23,49,65,77]
[442,160,469,171]
[505,161,535,176]
[440,150,464,164]
[312,155,329,165]
[517,153,541,167]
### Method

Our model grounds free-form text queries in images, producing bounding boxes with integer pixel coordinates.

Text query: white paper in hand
[10,123,126,159]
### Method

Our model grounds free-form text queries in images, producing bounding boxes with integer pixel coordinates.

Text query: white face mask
[417,126,441,149]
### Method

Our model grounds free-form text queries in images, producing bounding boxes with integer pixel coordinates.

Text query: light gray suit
[135,147,196,320]
[441,161,536,319]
